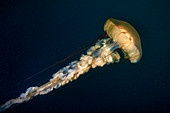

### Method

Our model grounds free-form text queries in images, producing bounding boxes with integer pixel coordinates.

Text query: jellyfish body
[0,18,142,111]
[104,18,142,63]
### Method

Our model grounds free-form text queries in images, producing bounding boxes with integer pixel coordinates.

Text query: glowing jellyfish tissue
[0,18,142,111]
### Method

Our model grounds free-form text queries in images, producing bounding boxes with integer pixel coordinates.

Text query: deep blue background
[0,0,170,113]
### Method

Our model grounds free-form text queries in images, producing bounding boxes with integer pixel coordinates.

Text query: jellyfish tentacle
[0,35,121,112]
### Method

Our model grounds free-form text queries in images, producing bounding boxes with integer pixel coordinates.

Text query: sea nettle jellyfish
[0,18,142,111]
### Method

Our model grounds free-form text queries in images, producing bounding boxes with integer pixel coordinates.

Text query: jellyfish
[0,18,142,111]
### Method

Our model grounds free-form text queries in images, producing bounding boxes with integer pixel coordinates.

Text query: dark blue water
[0,0,169,113]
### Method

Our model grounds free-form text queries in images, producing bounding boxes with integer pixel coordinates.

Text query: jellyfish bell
[104,18,142,63]
[0,18,142,112]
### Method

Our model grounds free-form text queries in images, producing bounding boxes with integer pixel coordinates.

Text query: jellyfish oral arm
[0,36,121,111]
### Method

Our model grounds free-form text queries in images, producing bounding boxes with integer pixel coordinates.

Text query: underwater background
[0,0,169,113]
